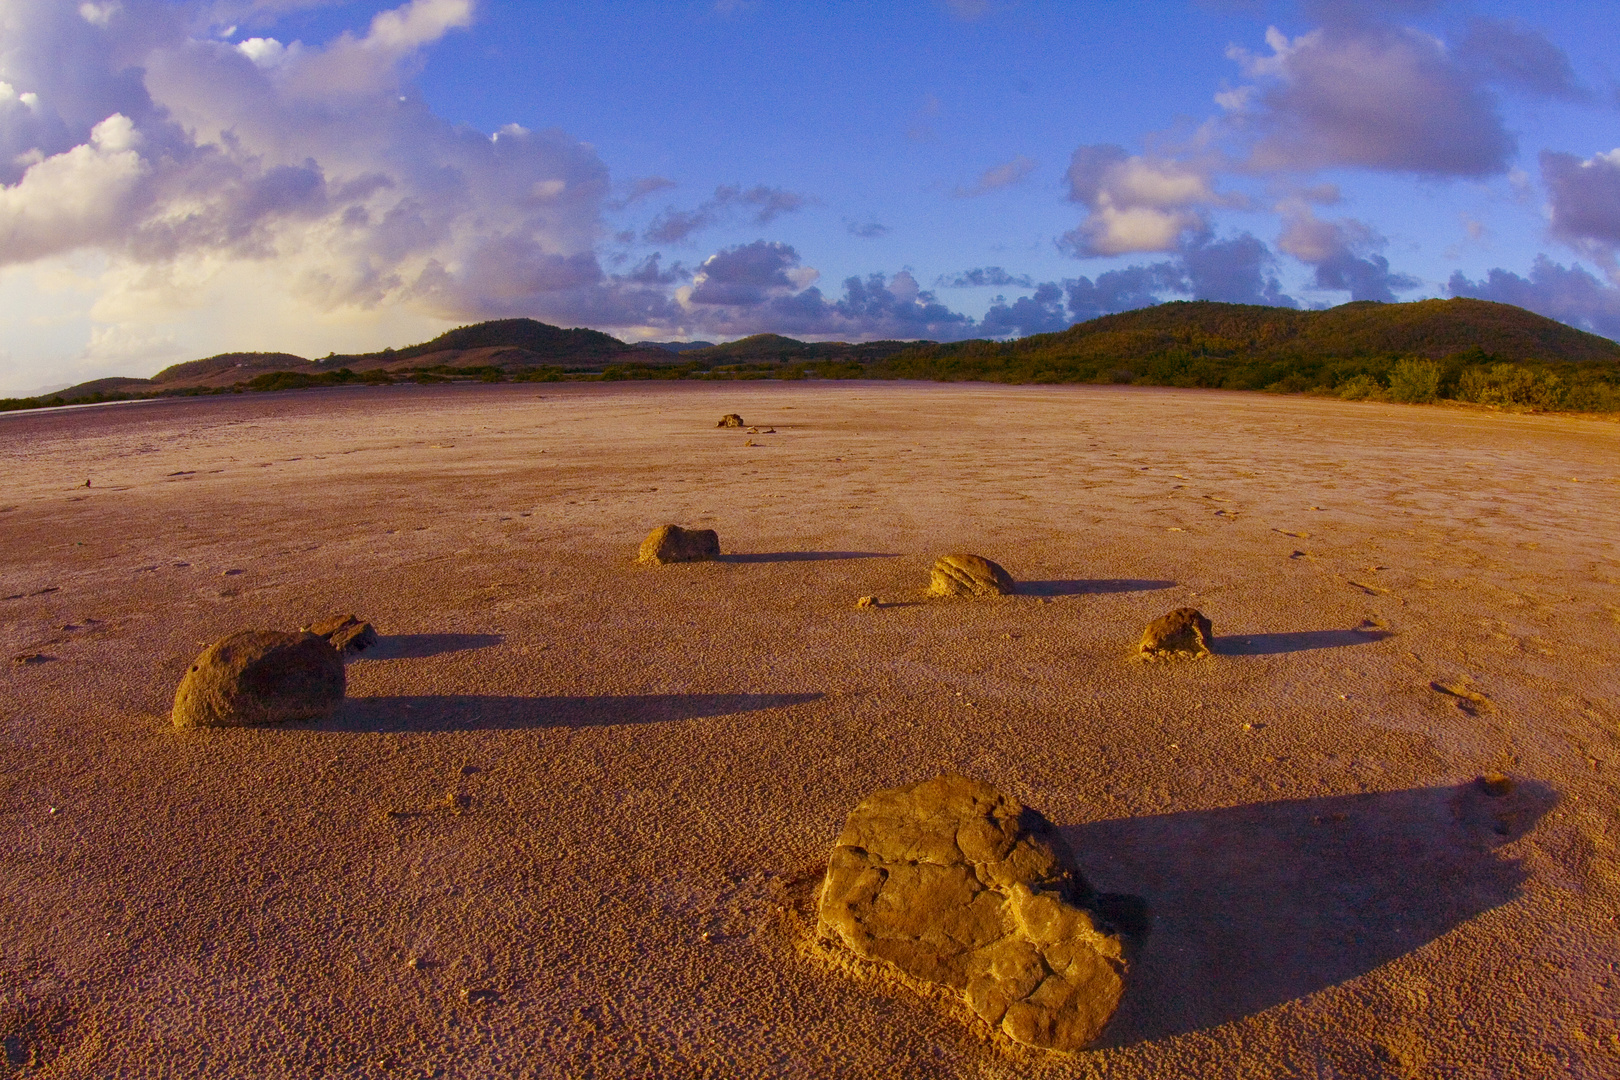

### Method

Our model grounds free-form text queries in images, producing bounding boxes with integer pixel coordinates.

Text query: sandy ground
[1,381,1617,1079]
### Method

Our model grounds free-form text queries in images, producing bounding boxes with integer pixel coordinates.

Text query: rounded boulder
[172,630,346,728]
[639,524,721,565]
[927,553,1016,598]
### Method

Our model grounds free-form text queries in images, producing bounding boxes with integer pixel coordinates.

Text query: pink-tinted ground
[1,381,1617,1078]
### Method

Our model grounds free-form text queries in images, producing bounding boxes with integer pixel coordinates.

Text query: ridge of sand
[1,381,1616,1077]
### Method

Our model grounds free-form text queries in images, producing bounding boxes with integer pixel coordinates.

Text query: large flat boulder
[639,524,720,564]
[817,775,1126,1052]
[927,554,1016,598]
[172,630,345,728]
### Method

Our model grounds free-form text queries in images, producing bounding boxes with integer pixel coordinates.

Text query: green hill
[879,298,1620,401]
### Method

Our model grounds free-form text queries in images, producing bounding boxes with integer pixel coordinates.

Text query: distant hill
[1024,298,1620,364]
[879,298,1620,395]
[10,298,1617,413]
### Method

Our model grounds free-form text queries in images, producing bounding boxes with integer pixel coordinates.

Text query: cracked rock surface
[926,553,1015,598]
[817,774,1126,1051]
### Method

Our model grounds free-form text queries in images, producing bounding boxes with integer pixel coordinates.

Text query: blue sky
[1,0,1617,394]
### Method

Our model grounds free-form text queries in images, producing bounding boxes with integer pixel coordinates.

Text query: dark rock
[303,614,379,654]
[1139,607,1213,659]
[171,630,345,728]
[639,524,720,564]
[818,774,1126,1052]
[927,554,1015,598]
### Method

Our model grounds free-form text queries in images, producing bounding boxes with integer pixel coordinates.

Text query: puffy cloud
[643,184,810,243]
[687,240,810,307]
[1227,25,1514,177]
[1541,149,1620,256]
[0,114,148,263]
[609,175,676,210]
[1276,201,1419,302]
[1449,256,1620,339]
[1174,231,1295,306]
[981,282,1069,337]
[1061,144,1231,256]
[981,232,1298,339]
[1064,264,1179,322]
[0,0,719,356]
[936,266,1033,288]
[675,241,973,340]
[954,154,1035,197]
[1457,17,1587,101]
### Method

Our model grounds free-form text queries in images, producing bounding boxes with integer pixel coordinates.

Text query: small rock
[12,652,52,665]
[818,775,1126,1052]
[1478,772,1515,798]
[926,554,1015,598]
[303,613,379,654]
[639,524,720,565]
[855,595,880,609]
[717,414,745,428]
[1139,607,1213,659]
[171,630,345,728]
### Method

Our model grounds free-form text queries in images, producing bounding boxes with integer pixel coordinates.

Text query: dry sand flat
[1,381,1617,1078]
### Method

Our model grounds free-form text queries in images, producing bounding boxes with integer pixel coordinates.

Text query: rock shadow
[1212,628,1393,655]
[317,692,824,732]
[1064,780,1556,1045]
[1017,579,1177,597]
[356,634,505,661]
[714,552,901,564]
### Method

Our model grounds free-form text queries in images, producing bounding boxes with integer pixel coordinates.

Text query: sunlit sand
[2,381,1616,1076]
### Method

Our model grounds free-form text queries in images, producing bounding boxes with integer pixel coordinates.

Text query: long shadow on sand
[715,552,900,563]
[357,634,505,660]
[1066,780,1555,1046]
[1017,579,1176,597]
[1212,628,1394,656]
[318,692,824,732]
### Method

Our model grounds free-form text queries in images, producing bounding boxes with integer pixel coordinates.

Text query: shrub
[1456,363,1567,409]
[1336,374,1385,401]
[1387,358,1440,404]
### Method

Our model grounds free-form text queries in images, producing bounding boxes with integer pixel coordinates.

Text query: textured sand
[2,381,1617,1078]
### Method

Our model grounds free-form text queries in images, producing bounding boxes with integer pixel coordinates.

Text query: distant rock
[818,775,1127,1052]
[1138,607,1213,659]
[639,524,720,564]
[927,554,1015,598]
[171,630,345,728]
[303,614,379,655]
[856,595,880,609]
[717,413,745,428]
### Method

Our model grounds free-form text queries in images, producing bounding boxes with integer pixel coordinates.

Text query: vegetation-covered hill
[7,298,1618,413]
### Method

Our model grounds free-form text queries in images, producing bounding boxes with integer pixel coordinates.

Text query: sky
[1,0,1618,395]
